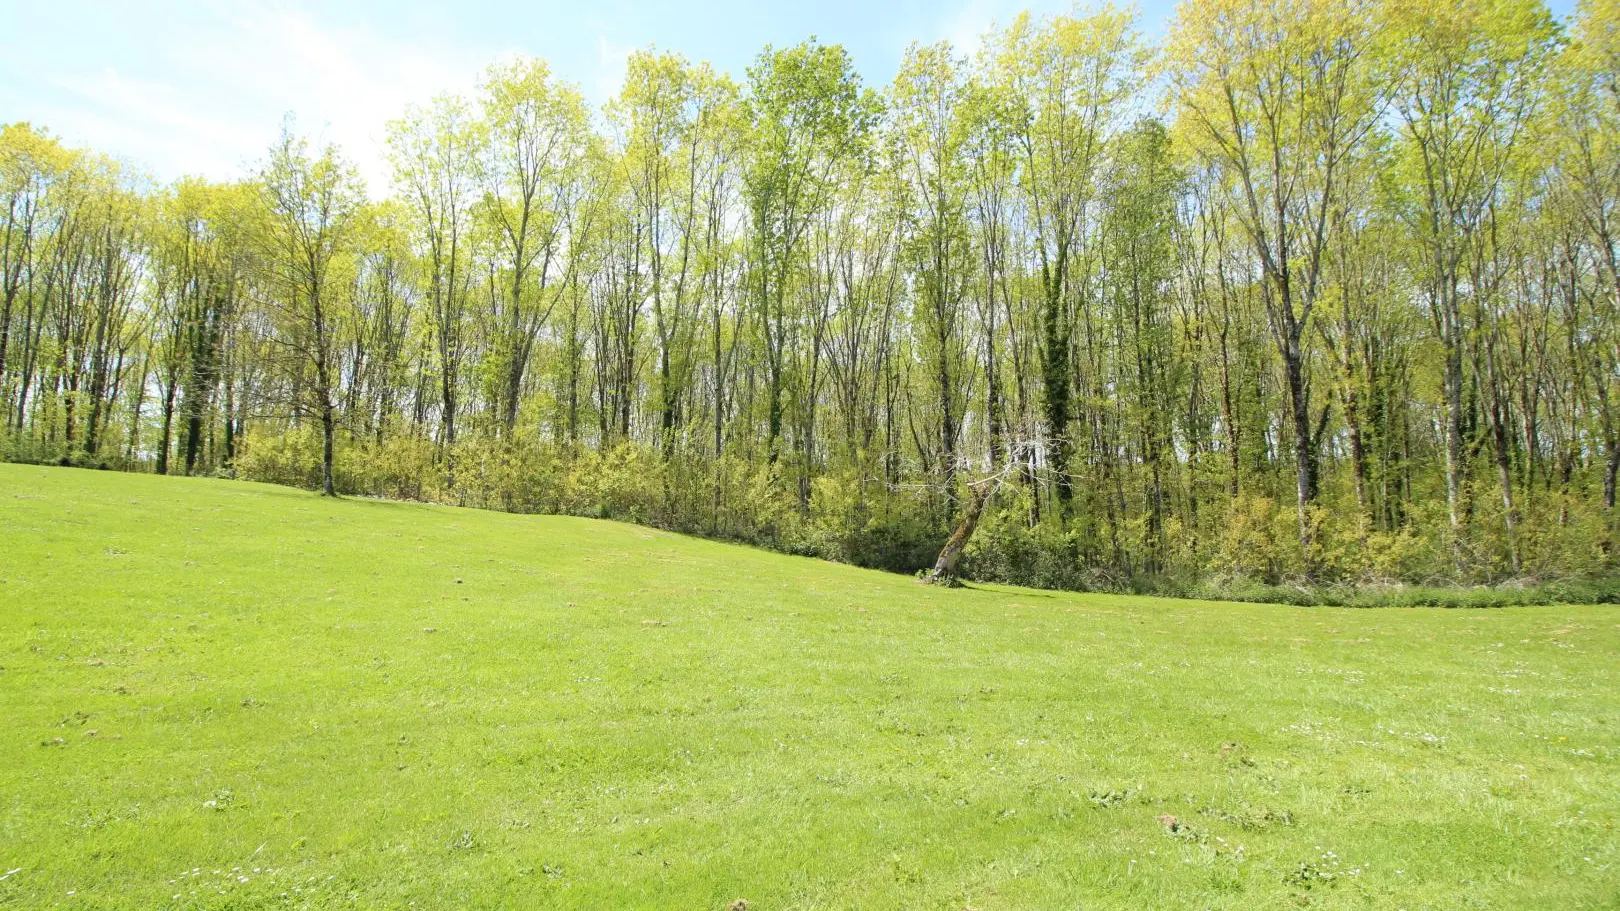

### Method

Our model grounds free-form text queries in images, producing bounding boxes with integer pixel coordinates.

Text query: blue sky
[0,0,1579,193]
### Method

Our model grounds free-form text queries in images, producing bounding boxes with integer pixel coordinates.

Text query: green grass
[1,465,1616,910]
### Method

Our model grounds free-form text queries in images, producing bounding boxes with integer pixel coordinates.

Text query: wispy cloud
[52,66,266,179]
[17,1,490,193]
[939,0,1006,53]
[592,35,637,104]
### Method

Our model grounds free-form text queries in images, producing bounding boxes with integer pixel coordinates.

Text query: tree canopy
[3,0,1617,590]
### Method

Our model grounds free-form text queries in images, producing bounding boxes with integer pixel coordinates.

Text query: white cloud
[592,35,636,104]
[209,1,491,191]
[26,1,491,195]
[48,66,265,179]
[941,0,1002,54]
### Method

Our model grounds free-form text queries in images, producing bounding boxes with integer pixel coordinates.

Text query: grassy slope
[0,465,1615,910]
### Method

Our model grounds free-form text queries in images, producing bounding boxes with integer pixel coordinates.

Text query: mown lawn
[0,464,1615,909]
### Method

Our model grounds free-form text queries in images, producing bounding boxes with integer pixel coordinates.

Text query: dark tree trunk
[321,403,336,497]
[156,377,178,475]
[1283,333,1316,569]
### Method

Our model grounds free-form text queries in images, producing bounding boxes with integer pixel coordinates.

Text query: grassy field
[0,464,1616,910]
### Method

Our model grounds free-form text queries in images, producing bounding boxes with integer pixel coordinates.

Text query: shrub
[338,434,439,501]
[236,427,321,490]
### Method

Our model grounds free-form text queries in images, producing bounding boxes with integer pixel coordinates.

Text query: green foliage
[962,498,1104,591]
[4,0,1620,601]
[799,468,942,571]
[0,433,132,472]
[234,427,322,489]
[338,433,441,502]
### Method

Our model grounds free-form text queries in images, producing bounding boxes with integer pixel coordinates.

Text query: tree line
[3,0,1617,591]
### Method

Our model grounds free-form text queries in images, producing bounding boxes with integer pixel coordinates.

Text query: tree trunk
[1284,338,1316,572]
[924,480,993,586]
[1342,385,1368,531]
[1441,312,1467,568]
[1042,285,1071,510]
[321,403,337,497]
[156,377,178,475]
